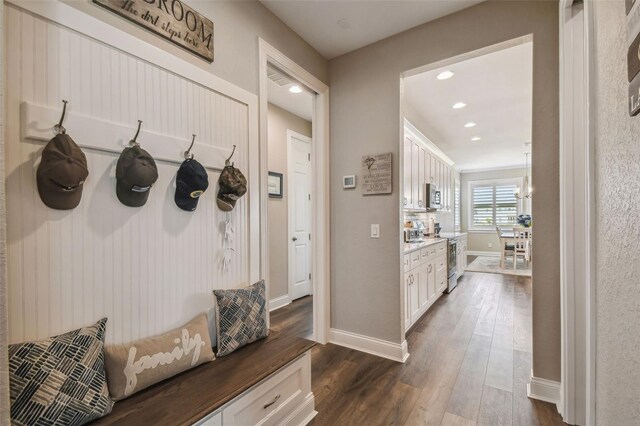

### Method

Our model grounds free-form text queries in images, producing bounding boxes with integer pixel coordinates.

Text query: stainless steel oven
[446,239,458,293]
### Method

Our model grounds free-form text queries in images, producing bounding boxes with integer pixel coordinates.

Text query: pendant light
[515,152,532,199]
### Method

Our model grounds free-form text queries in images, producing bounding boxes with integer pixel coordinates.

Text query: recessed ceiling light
[452,102,466,109]
[289,85,303,94]
[471,136,481,141]
[337,18,351,29]
[464,122,477,128]
[436,70,454,80]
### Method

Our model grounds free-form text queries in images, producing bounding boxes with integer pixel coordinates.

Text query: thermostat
[343,175,356,189]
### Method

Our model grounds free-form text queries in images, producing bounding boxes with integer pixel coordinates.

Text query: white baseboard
[269,295,291,312]
[527,372,561,410]
[467,250,501,257]
[329,329,410,363]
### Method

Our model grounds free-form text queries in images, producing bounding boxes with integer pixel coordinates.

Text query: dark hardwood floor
[271,272,566,426]
[270,295,313,339]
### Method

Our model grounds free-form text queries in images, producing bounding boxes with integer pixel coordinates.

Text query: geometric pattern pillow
[213,280,268,356]
[9,318,114,426]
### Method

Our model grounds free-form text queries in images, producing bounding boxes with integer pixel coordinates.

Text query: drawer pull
[263,394,281,409]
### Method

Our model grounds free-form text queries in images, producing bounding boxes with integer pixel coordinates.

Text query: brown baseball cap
[216,165,247,211]
[116,145,159,207]
[36,134,89,210]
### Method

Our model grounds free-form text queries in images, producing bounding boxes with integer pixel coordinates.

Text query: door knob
[292,237,298,241]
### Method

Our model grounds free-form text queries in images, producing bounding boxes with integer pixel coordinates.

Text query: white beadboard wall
[5,4,250,345]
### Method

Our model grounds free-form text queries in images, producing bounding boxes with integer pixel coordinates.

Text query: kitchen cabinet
[411,141,420,209]
[404,241,447,332]
[403,126,454,212]
[457,235,468,278]
[403,137,413,208]
[418,146,425,208]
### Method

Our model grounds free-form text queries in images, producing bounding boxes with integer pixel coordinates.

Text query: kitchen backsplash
[403,211,454,232]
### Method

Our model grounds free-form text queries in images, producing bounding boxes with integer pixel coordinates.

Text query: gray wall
[62,0,329,93]
[329,0,560,381]
[0,1,9,422]
[593,2,640,423]
[461,168,529,253]
[267,104,312,301]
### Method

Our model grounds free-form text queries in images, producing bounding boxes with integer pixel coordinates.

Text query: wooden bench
[93,332,316,426]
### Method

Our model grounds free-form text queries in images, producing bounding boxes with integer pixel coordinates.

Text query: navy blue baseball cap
[175,158,209,211]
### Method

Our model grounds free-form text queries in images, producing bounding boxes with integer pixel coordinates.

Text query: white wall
[5,4,252,344]
[593,2,640,424]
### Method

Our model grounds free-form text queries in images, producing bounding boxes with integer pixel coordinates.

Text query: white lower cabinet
[404,241,447,331]
[457,235,468,278]
[194,352,315,426]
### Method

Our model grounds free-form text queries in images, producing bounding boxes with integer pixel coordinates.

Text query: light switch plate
[371,224,380,238]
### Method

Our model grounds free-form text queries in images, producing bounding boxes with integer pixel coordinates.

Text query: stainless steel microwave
[425,183,441,211]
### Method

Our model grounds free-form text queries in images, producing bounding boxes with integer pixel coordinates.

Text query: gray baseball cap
[36,134,89,210]
[115,145,158,207]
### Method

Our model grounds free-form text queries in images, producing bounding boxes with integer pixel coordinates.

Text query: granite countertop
[403,232,468,254]
[403,237,446,254]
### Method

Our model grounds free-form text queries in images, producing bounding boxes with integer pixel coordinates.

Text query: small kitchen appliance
[425,183,441,211]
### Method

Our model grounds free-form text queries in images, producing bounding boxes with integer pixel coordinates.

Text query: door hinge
[308,194,311,201]
[308,153,311,161]
[309,233,311,240]
[309,273,312,280]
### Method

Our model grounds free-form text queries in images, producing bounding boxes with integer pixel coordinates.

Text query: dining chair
[513,227,532,269]
[496,226,514,269]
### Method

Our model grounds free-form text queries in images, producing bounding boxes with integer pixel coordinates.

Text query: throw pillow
[213,280,268,357]
[104,313,214,400]
[206,306,217,349]
[9,318,114,426]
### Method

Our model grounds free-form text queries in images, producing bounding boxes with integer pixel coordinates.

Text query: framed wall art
[268,172,283,198]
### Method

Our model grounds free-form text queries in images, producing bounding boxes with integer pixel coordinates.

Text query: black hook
[130,120,143,146]
[225,145,237,167]
[184,134,196,160]
[54,100,68,135]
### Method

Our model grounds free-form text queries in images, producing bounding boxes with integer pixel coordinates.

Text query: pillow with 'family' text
[104,313,214,400]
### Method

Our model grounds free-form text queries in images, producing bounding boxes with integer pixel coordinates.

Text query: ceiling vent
[267,65,293,87]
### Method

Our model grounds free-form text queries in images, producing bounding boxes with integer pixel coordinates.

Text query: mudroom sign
[93,0,214,62]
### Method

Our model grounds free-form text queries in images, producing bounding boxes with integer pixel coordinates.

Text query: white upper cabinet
[403,121,455,212]
[411,141,420,209]
[418,146,425,208]
[403,137,413,208]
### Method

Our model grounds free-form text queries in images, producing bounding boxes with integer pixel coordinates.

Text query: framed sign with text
[362,153,392,195]
[93,0,214,62]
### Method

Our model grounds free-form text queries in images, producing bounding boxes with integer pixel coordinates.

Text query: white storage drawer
[222,352,312,426]
[420,248,429,261]
[403,254,412,272]
[410,251,421,269]
[435,255,447,274]
[436,242,447,256]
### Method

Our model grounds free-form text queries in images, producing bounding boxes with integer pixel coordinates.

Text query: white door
[288,131,312,301]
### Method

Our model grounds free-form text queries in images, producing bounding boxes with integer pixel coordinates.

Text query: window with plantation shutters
[469,179,521,230]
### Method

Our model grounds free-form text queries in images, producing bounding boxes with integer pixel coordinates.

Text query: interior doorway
[258,40,330,344]
[288,130,313,302]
